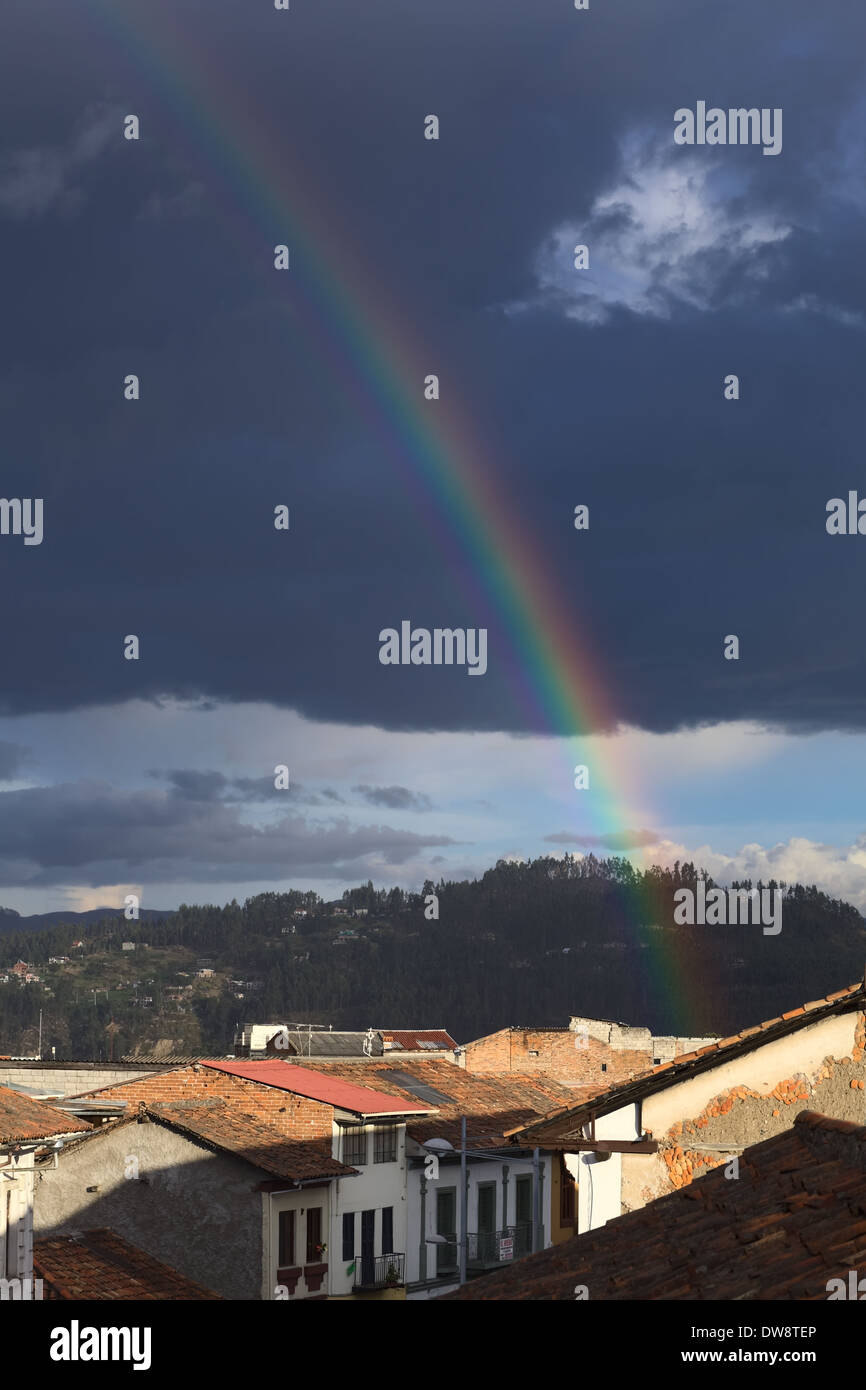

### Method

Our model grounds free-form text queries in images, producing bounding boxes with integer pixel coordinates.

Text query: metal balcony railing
[466,1223,533,1268]
[352,1252,406,1291]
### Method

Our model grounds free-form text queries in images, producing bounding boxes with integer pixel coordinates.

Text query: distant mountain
[0,906,175,936]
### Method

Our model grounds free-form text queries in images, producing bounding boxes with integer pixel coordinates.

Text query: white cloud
[648,833,866,911]
[514,130,791,325]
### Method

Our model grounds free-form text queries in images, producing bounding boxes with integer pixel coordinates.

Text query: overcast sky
[2,0,866,912]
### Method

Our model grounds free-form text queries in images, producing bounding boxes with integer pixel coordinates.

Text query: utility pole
[459,1116,468,1285]
[37,1009,42,1059]
[533,1147,542,1252]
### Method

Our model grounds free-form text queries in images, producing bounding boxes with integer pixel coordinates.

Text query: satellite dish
[423,1137,454,1151]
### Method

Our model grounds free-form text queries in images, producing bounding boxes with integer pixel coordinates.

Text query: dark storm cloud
[1,0,865,735]
[0,781,456,887]
[353,785,432,811]
[154,770,344,806]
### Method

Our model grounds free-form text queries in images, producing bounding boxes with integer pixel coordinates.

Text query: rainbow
[84,2,700,1027]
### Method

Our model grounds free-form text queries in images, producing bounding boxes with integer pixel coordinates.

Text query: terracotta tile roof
[77,1058,430,1117]
[507,980,866,1145]
[0,1083,90,1144]
[293,1058,582,1147]
[146,1103,354,1181]
[75,1057,582,1153]
[33,1229,222,1300]
[201,1059,435,1115]
[379,1029,457,1051]
[52,1103,353,1183]
[445,1111,866,1300]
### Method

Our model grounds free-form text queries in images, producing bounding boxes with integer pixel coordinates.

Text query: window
[653,1057,661,1066]
[515,1176,533,1257]
[342,1212,355,1261]
[435,1189,457,1274]
[342,1125,368,1166]
[374,1125,397,1163]
[381,1206,394,1254]
[278,1209,296,1267]
[601,1063,607,1072]
[477,1183,496,1234]
[305,1207,323,1263]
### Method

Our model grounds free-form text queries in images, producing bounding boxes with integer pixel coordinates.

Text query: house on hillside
[506,978,866,1235]
[9,960,41,984]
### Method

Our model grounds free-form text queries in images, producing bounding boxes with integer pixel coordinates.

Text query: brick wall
[460,1022,716,1086]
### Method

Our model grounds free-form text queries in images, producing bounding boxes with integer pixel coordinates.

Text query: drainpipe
[419,1174,427,1282]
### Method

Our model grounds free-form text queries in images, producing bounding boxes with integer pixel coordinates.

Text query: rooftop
[53,1103,354,1184]
[201,1059,436,1116]
[0,1083,90,1144]
[507,979,866,1145]
[291,1058,584,1146]
[34,1229,223,1300]
[446,1111,866,1300]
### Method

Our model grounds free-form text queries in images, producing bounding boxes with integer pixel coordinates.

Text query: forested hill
[0,856,864,1059]
[0,906,172,936]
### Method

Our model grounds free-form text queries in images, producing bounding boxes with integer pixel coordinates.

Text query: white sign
[499,1237,514,1261]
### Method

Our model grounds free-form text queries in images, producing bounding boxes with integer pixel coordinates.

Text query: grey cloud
[0,781,456,887]
[0,741,30,782]
[353,785,432,811]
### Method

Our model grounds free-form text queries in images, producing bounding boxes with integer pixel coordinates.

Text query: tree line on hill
[0,856,863,1058]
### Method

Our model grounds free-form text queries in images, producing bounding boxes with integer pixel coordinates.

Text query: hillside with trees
[0,857,863,1058]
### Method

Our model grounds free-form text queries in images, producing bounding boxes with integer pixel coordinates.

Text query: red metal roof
[201,1059,435,1115]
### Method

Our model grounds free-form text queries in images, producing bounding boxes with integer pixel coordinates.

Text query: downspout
[419,1175,427,1282]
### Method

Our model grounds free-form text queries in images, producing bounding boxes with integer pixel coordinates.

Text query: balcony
[467,1223,533,1271]
[352,1252,406,1292]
